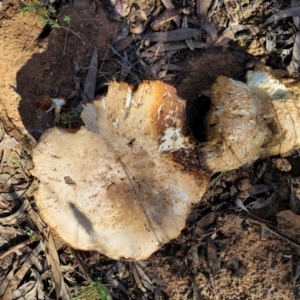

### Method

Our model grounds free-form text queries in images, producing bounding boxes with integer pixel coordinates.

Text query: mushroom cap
[32,80,210,260]
[198,75,272,174]
[197,65,300,174]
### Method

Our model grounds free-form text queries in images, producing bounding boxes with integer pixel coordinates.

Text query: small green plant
[57,108,82,126]
[19,1,83,49]
[27,229,40,242]
[72,279,112,300]
[63,15,72,24]
[19,0,59,28]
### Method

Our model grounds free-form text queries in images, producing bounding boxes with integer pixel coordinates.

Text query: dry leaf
[277,210,300,243]
[13,268,44,300]
[1,242,45,299]
[248,184,273,196]
[202,22,218,41]
[144,41,205,54]
[287,31,300,76]
[262,6,300,27]
[83,48,97,102]
[129,262,146,292]
[182,15,194,50]
[134,262,155,293]
[0,189,27,201]
[45,232,70,300]
[0,200,29,225]
[206,238,220,276]
[212,25,259,47]
[197,0,213,26]
[0,260,18,299]
[160,0,180,27]
[142,28,200,42]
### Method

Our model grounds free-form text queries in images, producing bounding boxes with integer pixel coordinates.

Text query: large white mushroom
[32,81,210,260]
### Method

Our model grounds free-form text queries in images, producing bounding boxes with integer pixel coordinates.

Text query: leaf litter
[3,0,300,298]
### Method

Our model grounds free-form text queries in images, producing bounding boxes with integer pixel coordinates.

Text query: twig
[0,237,34,259]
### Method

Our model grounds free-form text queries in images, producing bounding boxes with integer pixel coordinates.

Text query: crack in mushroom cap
[32,80,210,260]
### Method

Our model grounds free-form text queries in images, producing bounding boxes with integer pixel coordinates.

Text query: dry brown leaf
[1,242,45,299]
[144,41,205,54]
[160,0,180,27]
[0,200,29,225]
[134,262,155,293]
[182,15,194,50]
[160,0,174,10]
[0,189,27,201]
[248,184,273,196]
[0,237,33,260]
[142,28,200,42]
[212,25,259,46]
[202,22,218,41]
[262,6,300,27]
[190,244,200,267]
[277,210,300,242]
[0,225,25,236]
[148,62,161,79]
[129,262,146,292]
[112,36,134,53]
[45,231,69,300]
[0,128,18,173]
[196,212,218,230]
[13,268,44,300]
[83,48,97,102]
[161,64,185,71]
[119,50,130,81]
[197,0,213,26]
[206,238,219,276]
[0,260,18,299]
[292,0,300,29]
[287,31,300,76]
[158,70,167,79]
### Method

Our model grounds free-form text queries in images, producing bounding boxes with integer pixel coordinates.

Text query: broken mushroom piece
[197,65,300,174]
[34,96,66,113]
[32,81,210,260]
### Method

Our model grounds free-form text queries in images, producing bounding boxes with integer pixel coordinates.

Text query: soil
[1,1,300,300]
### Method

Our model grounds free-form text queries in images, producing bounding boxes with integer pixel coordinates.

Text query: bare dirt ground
[2,0,300,299]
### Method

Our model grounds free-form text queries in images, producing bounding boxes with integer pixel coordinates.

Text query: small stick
[0,237,34,259]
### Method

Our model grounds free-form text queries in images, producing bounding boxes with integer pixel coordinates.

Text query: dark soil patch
[16,0,120,137]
